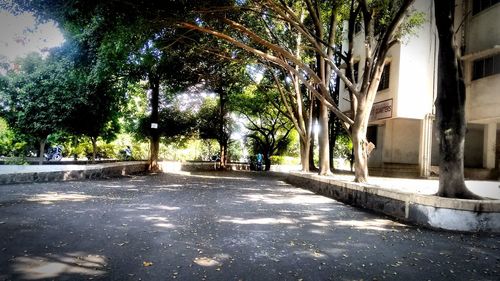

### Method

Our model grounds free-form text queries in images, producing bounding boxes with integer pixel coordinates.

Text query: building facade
[339,0,500,178]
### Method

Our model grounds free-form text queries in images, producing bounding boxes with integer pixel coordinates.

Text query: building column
[419,114,434,177]
[483,122,497,169]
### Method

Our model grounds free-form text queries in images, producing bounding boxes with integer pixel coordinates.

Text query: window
[378,64,390,91]
[348,61,359,82]
[354,21,362,34]
[473,0,500,15]
[353,61,359,81]
[472,54,500,80]
[367,126,378,147]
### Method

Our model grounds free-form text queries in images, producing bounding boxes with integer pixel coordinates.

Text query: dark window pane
[353,62,359,81]
[481,0,490,10]
[355,22,362,34]
[474,0,499,14]
[484,57,494,76]
[378,64,390,91]
[473,59,484,80]
[473,0,481,14]
[494,55,500,74]
[367,126,377,147]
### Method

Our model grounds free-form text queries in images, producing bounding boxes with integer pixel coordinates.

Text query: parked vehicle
[44,145,63,161]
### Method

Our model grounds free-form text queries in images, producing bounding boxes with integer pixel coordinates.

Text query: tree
[180,0,420,182]
[197,96,235,168]
[342,0,422,182]
[48,41,124,162]
[0,118,15,156]
[433,0,480,199]
[136,104,197,144]
[233,82,294,170]
[0,53,74,163]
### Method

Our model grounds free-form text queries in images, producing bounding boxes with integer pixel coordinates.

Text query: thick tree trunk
[309,136,317,171]
[91,137,97,164]
[299,138,311,172]
[309,102,319,171]
[219,141,227,169]
[218,90,228,170]
[352,100,371,183]
[149,135,160,170]
[149,76,160,172]
[329,114,337,171]
[318,102,331,175]
[38,139,45,165]
[434,0,480,199]
[264,154,271,171]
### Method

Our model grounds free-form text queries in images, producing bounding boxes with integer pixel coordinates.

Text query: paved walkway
[0,171,498,280]
[322,173,500,199]
[2,164,498,199]
[0,163,124,174]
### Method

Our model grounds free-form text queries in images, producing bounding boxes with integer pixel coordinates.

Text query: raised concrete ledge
[286,172,500,232]
[0,162,149,185]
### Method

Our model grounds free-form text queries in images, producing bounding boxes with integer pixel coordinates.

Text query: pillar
[483,122,497,169]
[419,114,434,177]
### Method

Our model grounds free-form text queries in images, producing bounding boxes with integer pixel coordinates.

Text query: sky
[0,9,65,62]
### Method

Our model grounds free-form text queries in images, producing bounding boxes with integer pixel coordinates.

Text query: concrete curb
[285,172,500,233]
[0,162,149,185]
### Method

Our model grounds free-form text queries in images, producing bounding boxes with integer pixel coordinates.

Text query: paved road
[0,171,498,281]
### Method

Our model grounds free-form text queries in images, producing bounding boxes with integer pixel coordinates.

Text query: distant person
[125,146,132,160]
[256,153,263,171]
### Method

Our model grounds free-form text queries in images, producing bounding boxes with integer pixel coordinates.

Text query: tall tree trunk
[264,152,271,171]
[218,90,227,169]
[309,101,319,171]
[299,138,311,172]
[149,136,160,170]
[38,139,45,165]
[352,99,371,183]
[434,0,480,199]
[329,116,338,171]
[91,136,98,164]
[219,140,227,170]
[309,136,317,171]
[149,76,160,172]
[318,102,331,175]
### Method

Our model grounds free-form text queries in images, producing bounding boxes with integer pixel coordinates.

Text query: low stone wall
[180,161,250,172]
[286,172,500,232]
[0,162,149,185]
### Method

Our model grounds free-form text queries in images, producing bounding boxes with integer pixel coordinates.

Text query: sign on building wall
[369,99,393,121]
[342,98,393,122]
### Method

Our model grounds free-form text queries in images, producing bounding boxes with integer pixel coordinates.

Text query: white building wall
[466,76,500,122]
[396,0,436,120]
[463,2,500,124]
[464,126,484,167]
[466,3,500,53]
[339,0,436,120]
[338,0,499,170]
[382,119,421,164]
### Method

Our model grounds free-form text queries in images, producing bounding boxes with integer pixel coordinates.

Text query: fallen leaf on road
[143,261,153,267]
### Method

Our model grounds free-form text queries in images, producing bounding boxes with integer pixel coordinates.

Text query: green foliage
[269,155,300,165]
[233,74,295,159]
[395,10,426,43]
[227,141,244,162]
[197,95,236,145]
[332,134,352,160]
[1,52,69,143]
[136,106,197,142]
[3,157,29,165]
[0,118,14,156]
